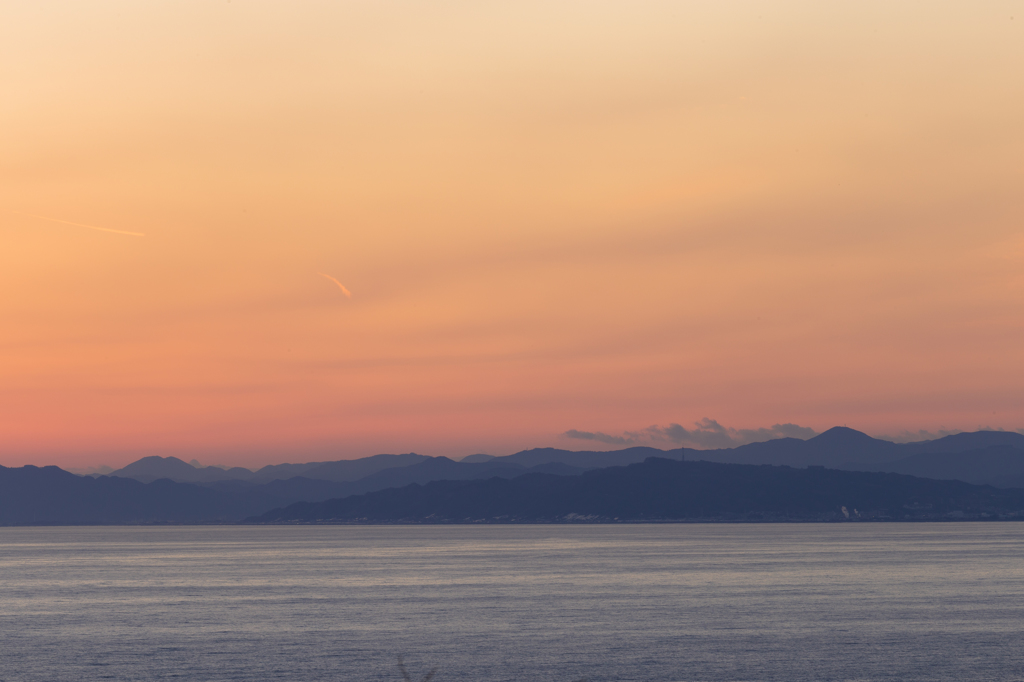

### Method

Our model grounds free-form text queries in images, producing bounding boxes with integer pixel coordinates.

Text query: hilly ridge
[8,426,1021,526]
[104,428,1024,491]
[248,457,1024,524]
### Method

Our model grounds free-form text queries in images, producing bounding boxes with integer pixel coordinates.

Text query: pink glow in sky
[2,1,1022,468]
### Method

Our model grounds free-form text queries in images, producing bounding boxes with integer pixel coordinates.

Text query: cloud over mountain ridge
[565,419,818,449]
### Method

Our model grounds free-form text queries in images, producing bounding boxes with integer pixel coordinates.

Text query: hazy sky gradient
[2,1,1022,467]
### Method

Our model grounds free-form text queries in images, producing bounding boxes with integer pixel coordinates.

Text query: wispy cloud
[563,419,818,449]
[15,211,145,237]
[318,273,352,298]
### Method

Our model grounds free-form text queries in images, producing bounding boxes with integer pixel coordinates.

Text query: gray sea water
[1,524,1023,682]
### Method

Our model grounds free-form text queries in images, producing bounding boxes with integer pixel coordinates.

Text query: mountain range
[2,427,1023,525]
[106,427,1024,489]
[248,457,1024,524]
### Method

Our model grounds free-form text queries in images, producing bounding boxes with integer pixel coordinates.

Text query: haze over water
[2,524,1023,682]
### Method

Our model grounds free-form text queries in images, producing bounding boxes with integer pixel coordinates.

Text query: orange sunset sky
[2,1,1022,469]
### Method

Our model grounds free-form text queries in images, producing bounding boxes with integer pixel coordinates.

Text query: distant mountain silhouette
[263,453,432,483]
[837,445,1024,487]
[235,459,589,502]
[0,465,399,525]
[331,457,589,495]
[110,453,435,485]
[692,427,901,467]
[104,428,1024,502]
[200,476,355,503]
[460,454,496,463]
[0,459,595,525]
[691,428,1024,486]
[492,446,680,469]
[109,456,256,484]
[9,436,1024,525]
[896,431,1024,455]
[0,465,238,524]
[108,448,665,489]
[248,457,1024,524]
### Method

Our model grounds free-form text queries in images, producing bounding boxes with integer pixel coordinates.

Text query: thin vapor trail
[14,211,146,237]
[318,272,352,298]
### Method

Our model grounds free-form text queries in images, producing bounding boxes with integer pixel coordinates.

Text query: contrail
[318,272,352,298]
[14,211,145,237]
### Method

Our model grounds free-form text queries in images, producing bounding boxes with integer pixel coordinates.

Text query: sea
[1,524,1023,682]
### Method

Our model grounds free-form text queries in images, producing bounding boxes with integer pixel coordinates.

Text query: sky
[2,1,1022,469]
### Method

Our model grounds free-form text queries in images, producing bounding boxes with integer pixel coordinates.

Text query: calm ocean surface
[1,524,1023,682]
